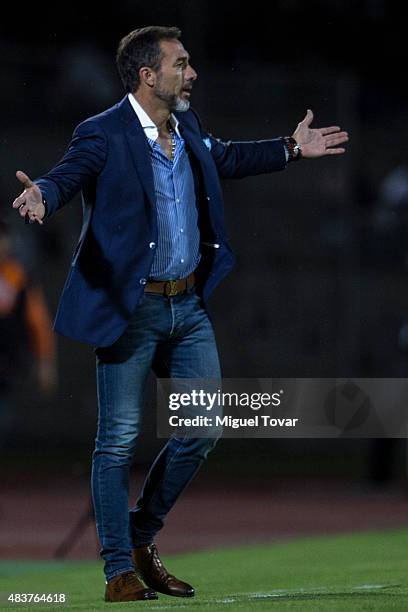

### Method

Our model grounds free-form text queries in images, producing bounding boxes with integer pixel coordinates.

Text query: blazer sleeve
[209,135,287,178]
[190,108,287,179]
[34,118,108,218]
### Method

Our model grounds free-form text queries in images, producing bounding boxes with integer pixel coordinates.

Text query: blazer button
[139,278,147,285]
[149,242,156,249]
[206,196,211,201]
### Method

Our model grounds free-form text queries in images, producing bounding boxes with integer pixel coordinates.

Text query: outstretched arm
[12,119,108,224]
[199,109,348,179]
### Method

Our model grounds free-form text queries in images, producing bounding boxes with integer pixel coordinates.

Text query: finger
[302,108,314,127]
[329,130,348,138]
[32,214,43,225]
[12,194,26,208]
[24,211,35,225]
[19,204,28,218]
[26,212,43,226]
[320,126,341,136]
[325,147,346,155]
[325,133,349,147]
[16,170,34,188]
[29,210,43,225]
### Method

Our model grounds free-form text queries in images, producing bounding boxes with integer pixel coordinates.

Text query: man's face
[154,39,197,112]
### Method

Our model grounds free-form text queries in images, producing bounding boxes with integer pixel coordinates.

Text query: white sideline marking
[246,584,397,599]
[148,583,400,608]
[353,583,399,590]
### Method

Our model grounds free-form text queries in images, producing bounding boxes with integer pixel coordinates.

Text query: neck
[133,90,171,132]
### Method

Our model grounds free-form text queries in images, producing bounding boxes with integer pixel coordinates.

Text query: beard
[155,75,190,112]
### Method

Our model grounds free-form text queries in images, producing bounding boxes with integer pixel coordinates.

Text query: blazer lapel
[119,97,156,207]
[177,120,208,165]
[177,119,218,199]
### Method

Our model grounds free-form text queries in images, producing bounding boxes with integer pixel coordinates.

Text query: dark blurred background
[1,0,408,487]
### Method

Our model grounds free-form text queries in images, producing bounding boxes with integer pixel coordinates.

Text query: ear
[139,66,156,88]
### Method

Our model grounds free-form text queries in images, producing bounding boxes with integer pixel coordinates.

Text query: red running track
[1,471,408,560]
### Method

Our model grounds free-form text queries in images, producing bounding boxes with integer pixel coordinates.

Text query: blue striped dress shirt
[128,94,200,281]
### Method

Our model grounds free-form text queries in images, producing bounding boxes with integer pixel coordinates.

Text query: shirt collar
[127,93,181,141]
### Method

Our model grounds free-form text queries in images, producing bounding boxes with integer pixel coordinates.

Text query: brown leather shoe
[104,570,158,602]
[132,544,194,597]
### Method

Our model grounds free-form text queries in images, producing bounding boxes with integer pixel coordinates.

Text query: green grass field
[1,529,408,611]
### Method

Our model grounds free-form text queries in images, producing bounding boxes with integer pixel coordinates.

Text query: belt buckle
[166,280,179,297]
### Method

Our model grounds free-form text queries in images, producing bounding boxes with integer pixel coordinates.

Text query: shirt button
[180,228,184,233]
[139,278,147,285]
[176,198,180,203]
[206,196,211,201]
[149,242,156,249]
[180,259,184,263]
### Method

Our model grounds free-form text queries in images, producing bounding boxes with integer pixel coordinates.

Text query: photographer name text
[168,415,298,429]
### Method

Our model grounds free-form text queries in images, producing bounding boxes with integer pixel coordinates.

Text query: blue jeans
[92,288,221,581]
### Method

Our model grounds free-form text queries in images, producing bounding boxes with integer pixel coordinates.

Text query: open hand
[12,171,45,224]
[292,110,348,158]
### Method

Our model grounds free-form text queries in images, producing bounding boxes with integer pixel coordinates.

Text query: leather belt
[144,272,195,297]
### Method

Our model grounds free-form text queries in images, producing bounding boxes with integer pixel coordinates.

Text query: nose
[186,64,197,82]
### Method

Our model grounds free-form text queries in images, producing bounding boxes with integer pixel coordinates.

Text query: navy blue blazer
[35,96,287,347]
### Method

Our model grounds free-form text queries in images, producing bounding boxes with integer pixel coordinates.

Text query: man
[0,219,57,444]
[12,26,348,602]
